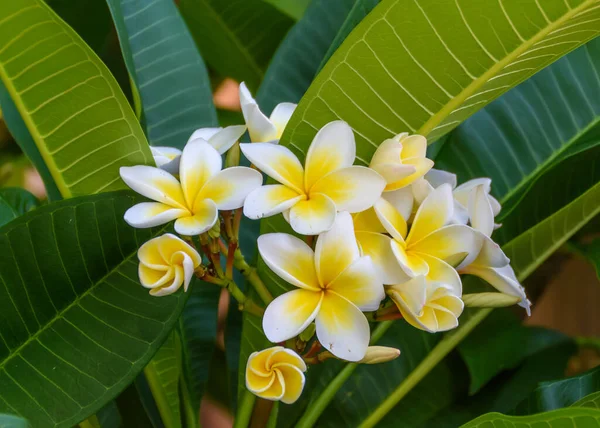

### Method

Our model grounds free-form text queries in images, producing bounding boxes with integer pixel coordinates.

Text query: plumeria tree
[0,0,599,427]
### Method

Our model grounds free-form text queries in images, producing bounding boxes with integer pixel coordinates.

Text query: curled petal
[469,185,494,237]
[239,82,278,143]
[356,232,410,285]
[199,166,262,210]
[383,187,414,223]
[327,256,385,311]
[263,289,323,343]
[371,163,415,188]
[311,166,386,213]
[374,197,407,243]
[399,134,427,159]
[410,224,483,268]
[387,275,427,316]
[240,143,304,193]
[469,234,510,269]
[407,183,454,244]
[179,140,222,208]
[120,166,187,209]
[150,146,181,174]
[315,211,360,286]
[207,125,247,154]
[289,193,337,235]
[453,178,492,207]
[174,199,218,235]
[316,292,370,362]
[124,202,188,228]
[258,234,320,290]
[415,253,462,296]
[304,120,356,191]
[274,364,305,404]
[390,240,429,277]
[386,157,433,191]
[370,139,401,169]
[244,185,305,219]
[269,103,296,138]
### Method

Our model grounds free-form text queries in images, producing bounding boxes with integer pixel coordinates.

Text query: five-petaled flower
[120,139,262,236]
[137,233,201,296]
[241,121,386,235]
[239,82,296,143]
[259,212,384,361]
[246,346,307,404]
[387,276,464,333]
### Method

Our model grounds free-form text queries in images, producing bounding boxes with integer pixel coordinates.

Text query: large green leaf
[573,391,600,409]
[257,0,356,114]
[179,0,294,90]
[278,0,600,164]
[0,191,187,427]
[515,366,600,415]
[0,187,38,227]
[461,407,600,428]
[0,0,152,198]
[263,0,312,20]
[106,0,218,149]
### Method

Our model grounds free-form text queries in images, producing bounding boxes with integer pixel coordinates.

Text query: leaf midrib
[418,0,597,137]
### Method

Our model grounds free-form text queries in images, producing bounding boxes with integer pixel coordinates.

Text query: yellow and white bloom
[387,276,464,333]
[242,121,386,235]
[458,185,531,315]
[246,346,307,404]
[259,212,384,362]
[187,124,247,154]
[137,233,201,296]
[369,133,434,191]
[375,184,484,293]
[239,82,296,143]
[120,140,262,235]
[150,146,182,175]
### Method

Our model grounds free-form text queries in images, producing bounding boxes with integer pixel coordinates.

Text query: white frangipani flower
[120,140,262,236]
[241,121,386,235]
[259,212,385,362]
[239,82,296,143]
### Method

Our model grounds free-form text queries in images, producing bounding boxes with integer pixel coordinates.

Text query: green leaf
[106,0,218,149]
[257,0,357,114]
[573,391,600,409]
[0,81,61,201]
[0,0,153,198]
[263,0,312,20]
[278,0,600,163]
[0,191,187,427]
[0,187,38,227]
[515,366,600,415]
[570,238,600,279]
[144,332,182,428]
[458,310,572,394]
[460,407,600,428]
[0,414,30,428]
[179,0,294,91]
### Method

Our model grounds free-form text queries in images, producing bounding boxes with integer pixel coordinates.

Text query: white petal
[454,178,492,207]
[150,146,182,174]
[187,127,221,143]
[199,166,263,210]
[407,183,454,244]
[369,139,400,169]
[370,163,416,187]
[240,143,304,193]
[207,125,247,154]
[468,234,510,269]
[328,256,385,311]
[452,200,470,225]
[304,121,356,191]
[416,253,462,296]
[263,289,323,343]
[124,202,188,228]
[356,231,410,285]
[316,292,370,361]
[399,134,427,159]
[387,275,427,315]
[243,185,305,219]
[289,193,336,235]
[383,187,414,223]
[180,252,195,292]
[314,211,360,286]
[311,166,386,213]
[468,185,494,237]
[174,199,218,235]
[257,234,320,290]
[425,169,457,189]
[489,194,502,216]
[269,102,296,137]
[120,166,187,209]
[410,224,483,268]
[180,140,222,208]
[239,84,278,143]
[150,266,184,296]
[239,82,257,106]
[411,178,433,205]
[374,197,408,242]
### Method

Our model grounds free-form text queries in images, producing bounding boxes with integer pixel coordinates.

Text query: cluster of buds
[119,83,529,405]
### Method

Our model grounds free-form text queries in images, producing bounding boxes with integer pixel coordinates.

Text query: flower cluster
[119,83,529,405]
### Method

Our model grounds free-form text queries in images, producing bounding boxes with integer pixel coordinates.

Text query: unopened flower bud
[225,141,240,167]
[462,292,521,308]
[358,346,401,364]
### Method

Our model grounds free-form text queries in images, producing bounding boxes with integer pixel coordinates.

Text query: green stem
[224,278,264,317]
[295,321,394,428]
[358,309,491,428]
[576,336,600,351]
[234,249,273,304]
[180,371,199,428]
[234,390,257,428]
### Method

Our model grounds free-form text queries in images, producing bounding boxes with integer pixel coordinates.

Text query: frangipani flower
[375,184,485,293]
[259,212,384,361]
[458,185,531,314]
[187,124,247,154]
[387,276,464,333]
[120,140,262,235]
[150,146,182,174]
[246,346,307,404]
[369,133,434,191]
[242,121,386,235]
[138,233,201,296]
[239,82,296,143]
